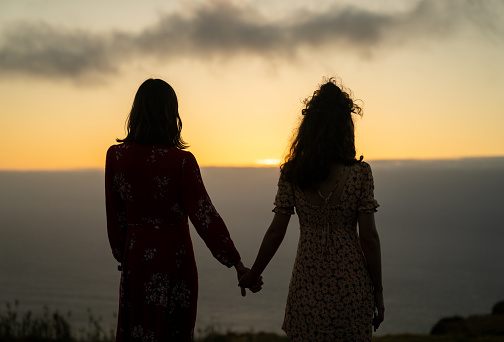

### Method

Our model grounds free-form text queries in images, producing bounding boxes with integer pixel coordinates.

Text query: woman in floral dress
[239,79,384,341]
[106,79,255,342]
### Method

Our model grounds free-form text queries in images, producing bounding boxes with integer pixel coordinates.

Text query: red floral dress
[274,162,379,342]
[105,142,240,342]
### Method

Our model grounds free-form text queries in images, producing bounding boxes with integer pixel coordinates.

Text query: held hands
[238,268,263,295]
[234,260,263,296]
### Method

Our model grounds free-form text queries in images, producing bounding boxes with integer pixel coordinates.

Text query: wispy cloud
[0,0,502,81]
[0,22,116,79]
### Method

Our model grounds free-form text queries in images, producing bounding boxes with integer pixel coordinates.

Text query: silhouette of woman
[239,78,384,341]
[105,79,258,342]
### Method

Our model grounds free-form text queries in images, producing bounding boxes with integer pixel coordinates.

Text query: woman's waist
[297,213,356,226]
[298,222,357,233]
[126,215,186,227]
[126,220,189,235]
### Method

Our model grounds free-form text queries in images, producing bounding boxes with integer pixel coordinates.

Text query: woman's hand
[238,269,263,295]
[235,261,263,296]
[234,260,250,296]
[373,289,385,331]
[234,260,248,278]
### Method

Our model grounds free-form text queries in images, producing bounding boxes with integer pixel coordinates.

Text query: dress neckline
[298,166,352,208]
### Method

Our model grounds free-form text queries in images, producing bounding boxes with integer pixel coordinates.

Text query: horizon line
[1,155,504,172]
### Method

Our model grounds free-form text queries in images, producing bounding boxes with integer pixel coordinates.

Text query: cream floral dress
[274,162,379,342]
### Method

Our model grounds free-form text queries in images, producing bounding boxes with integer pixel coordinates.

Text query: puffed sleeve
[272,173,295,215]
[357,162,379,213]
[180,152,241,267]
[105,146,127,263]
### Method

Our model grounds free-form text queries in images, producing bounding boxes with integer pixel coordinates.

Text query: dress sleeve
[272,173,295,215]
[180,152,241,268]
[357,162,380,213]
[105,146,127,263]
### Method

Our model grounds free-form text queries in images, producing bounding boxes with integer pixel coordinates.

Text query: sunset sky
[1,0,503,169]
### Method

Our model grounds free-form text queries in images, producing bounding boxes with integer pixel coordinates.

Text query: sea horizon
[2,155,504,172]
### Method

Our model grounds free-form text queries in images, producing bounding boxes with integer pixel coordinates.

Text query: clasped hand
[235,261,263,296]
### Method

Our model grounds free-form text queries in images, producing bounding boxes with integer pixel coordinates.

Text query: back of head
[118,79,187,148]
[282,78,362,187]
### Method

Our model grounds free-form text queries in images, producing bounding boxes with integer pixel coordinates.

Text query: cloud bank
[0,0,502,80]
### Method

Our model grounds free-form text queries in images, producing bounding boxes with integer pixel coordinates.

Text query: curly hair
[281,78,363,188]
[118,79,188,149]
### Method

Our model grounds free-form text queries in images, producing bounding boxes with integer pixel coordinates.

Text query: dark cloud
[0,0,502,81]
[0,22,116,80]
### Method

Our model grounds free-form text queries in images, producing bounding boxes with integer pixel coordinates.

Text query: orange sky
[1,0,503,170]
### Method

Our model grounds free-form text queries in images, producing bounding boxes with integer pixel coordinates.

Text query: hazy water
[1,158,503,336]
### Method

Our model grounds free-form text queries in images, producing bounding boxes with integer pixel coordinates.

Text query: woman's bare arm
[238,213,290,288]
[358,212,384,330]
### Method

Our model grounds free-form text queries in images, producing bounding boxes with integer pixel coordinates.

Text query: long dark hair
[117,78,187,148]
[281,78,363,188]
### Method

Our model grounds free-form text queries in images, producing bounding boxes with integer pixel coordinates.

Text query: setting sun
[255,159,282,166]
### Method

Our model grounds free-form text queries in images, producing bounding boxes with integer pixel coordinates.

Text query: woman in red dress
[106,79,254,342]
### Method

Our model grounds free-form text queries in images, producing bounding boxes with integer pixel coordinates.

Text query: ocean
[1,157,503,336]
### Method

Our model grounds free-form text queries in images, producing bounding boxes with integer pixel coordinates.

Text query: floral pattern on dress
[140,217,163,229]
[143,248,157,261]
[169,281,192,314]
[113,173,133,202]
[144,274,192,315]
[194,196,220,231]
[211,235,235,267]
[171,203,184,220]
[145,273,171,308]
[153,176,170,199]
[117,211,127,232]
[128,233,136,251]
[114,144,129,160]
[175,246,186,269]
[119,269,127,309]
[274,162,378,342]
[131,325,155,342]
[148,147,170,163]
[193,167,203,184]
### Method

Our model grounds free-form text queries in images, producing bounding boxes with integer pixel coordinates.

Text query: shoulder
[106,143,123,158]
[355,160,372,170]
[350,160,370,168]
[277,170,297,195]
[106,142,132,157]
[278,169,292,185]
[350,161,373,177]
[107,143,120,153]
[176,149,196,161]
[174,149,200,168]
[107,142,131,150]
